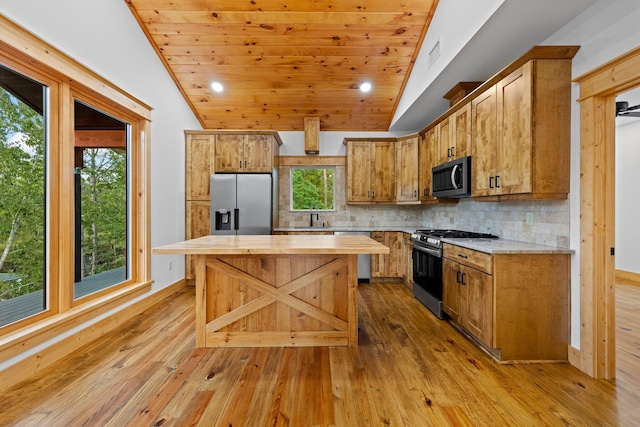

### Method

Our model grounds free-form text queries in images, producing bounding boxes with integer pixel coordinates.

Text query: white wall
[277,130,407,156]
[615,116,640,274]
[542,0,640,347]
[0,1,202,290]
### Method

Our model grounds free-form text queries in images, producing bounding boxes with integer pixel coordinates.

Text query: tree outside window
[291,167,335,210]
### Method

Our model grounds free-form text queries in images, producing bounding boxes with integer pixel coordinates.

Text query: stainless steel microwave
[432,155,472,198]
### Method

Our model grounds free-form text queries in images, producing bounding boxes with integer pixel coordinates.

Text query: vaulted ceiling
[125,0,439,131]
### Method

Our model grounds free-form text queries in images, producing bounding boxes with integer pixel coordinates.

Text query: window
[290,167,335,210]
[0,64,48,327]
[73,101,129,299]
[0,18,151,335]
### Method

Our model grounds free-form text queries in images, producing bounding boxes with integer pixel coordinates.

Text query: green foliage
[79,148,127,277]
[1,83,128,302]
[0,87,46,300]
[291,168,334,210]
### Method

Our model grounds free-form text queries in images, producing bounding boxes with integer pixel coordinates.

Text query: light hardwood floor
[1,282,638,426]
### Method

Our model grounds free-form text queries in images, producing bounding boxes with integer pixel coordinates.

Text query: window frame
[289,165,336,212]
[0,16,151,338]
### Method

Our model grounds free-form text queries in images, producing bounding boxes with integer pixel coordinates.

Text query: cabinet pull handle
[451,146,456,157]
[456,271,461,284]
[414,189,417,197]
[457,254,468,259]
[447,147,451,157]
[495,175,500,188]
[489,176,494,188]
[461,273,467,285]
[244,160,247,168]
[239,161,242,168]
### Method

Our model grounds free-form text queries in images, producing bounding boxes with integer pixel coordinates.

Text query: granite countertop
[273,226,419,234]
[442,238,574,255]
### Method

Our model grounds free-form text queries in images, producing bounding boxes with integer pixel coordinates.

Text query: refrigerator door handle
[234,208,240,230]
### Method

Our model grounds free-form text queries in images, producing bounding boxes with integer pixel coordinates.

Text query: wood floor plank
[1,282,639,426]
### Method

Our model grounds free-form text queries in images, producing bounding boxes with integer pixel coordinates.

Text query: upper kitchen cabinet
[418,127,438,202]
[426,101,472,169]
[451,103,472,161]
[186,132,216,201]
[215,133,276,173]
[345,139,396,204]
[396,135,420,204]
[471,48,576,199]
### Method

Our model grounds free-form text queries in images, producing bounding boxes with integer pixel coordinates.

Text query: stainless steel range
[411,229,498,318]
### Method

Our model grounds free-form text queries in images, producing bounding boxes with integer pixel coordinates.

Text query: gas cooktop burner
[414,229,499,239]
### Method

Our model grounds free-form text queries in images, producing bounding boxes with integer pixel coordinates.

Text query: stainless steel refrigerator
[210,174,272,235]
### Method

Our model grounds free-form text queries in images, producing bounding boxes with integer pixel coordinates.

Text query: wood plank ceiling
[125,0,439,131]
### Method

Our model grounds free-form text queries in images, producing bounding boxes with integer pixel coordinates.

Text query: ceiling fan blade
[615,102,640,116]
[617,111,640,118]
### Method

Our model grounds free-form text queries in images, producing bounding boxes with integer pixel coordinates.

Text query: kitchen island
[152,235,389,348]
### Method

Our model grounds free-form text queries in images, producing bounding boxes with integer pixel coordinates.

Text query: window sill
[0,280,152,363]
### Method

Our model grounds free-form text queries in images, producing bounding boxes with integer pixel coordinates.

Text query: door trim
[575,45,640,379]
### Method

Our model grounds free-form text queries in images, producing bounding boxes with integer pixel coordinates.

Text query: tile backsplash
[278,165,570,248]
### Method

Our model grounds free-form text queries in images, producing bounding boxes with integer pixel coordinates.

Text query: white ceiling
[390,0,600,132]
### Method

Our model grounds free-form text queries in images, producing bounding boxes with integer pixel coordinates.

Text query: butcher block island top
[152,234,390,255]
[153,235,389,348]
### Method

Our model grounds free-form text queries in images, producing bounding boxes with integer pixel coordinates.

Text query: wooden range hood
[304,116,320,154]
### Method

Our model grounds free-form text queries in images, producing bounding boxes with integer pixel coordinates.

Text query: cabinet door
[385,231,404,278]
[371,140,396,202]
[346,141,372,202]
[370,231,385,277]
[403,234,413,285]
[215,134,244,172]
[461,265,493,347]
[185,201,211,279]
[419,128,437,202]
[442,259,461,322]
[496,63,533,195]
[436,117,451,165]
[452,103,471,159]
[370,231,403,279]
[396,137,419,202]
[472,85,498,196]
[244,134,273,172]
[186,133,215,200]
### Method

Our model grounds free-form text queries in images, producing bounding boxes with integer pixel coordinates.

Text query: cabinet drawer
[443,244,492,274]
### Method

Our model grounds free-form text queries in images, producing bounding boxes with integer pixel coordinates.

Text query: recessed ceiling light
[359,82,372,93]
[211,81,224,93]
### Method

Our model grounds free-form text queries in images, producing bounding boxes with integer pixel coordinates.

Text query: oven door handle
[412,244,442,258]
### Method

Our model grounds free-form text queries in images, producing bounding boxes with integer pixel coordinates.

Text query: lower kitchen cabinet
[185,201,210,279]
[402,233,413,289]
[443,257,493,346]
[370,231,405,283]
[443,243,570,362]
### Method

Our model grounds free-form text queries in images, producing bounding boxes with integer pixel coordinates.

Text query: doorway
[576,45,640,379]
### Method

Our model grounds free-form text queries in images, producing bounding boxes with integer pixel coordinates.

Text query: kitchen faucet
[309,203,319,227]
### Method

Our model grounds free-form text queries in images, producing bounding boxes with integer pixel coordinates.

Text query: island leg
[195,254,207,347]
[347,254,358,346]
